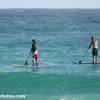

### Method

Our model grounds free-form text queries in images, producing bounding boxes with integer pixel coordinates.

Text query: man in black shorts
[89,36,98,63]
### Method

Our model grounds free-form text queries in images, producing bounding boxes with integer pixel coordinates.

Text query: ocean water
[0,9,100,100]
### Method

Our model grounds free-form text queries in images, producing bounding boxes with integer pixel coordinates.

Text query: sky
[0,0,100,9]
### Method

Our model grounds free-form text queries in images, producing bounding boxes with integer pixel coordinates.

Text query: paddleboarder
[31,39,39,66]
[89,36,98,63]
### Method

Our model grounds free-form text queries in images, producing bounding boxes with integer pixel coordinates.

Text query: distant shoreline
[0,8,100,10]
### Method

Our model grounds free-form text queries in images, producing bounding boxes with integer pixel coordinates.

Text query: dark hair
[91,36,94,40]
[32,39,36,43]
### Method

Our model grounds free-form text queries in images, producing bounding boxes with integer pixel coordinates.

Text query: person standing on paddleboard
[89,36,98,63]
[31,39,39,66]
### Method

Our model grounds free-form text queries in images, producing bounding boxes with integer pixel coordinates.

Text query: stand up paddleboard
[73,61,100,64]
[12,64,25,67]
[12,64,39,68]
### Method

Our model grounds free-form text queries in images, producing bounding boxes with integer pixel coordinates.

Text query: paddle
[24,51,31,65]
[79,47,89,63]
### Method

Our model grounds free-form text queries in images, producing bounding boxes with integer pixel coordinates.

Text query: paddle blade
[25,61,28,65]
[79,61,82,64]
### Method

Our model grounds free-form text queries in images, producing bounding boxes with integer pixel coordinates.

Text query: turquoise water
[0,72,100,100]
[0,9,100,100]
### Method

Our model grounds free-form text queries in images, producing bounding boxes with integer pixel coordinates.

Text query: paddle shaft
[25,51,31,65]
[79,48,89,62]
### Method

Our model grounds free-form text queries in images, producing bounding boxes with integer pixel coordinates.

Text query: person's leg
[35,54,38,66]
[32,60,35,66]
[92,48,96,63]
[32,56,35,66]
[92,56,95,63]
[36,60,38,66]
[95,49,98,63]
[32,55,34,66]
[95,56,98,63]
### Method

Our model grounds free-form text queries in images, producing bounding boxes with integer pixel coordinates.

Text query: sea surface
[0,9,100,100]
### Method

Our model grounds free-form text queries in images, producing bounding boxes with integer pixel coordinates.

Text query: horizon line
[0,8,100,10]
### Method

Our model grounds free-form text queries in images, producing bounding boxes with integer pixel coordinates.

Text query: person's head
[32,39,36,43]
[91,36,96,41]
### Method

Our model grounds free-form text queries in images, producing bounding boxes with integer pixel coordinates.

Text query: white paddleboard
[12,64,25,67]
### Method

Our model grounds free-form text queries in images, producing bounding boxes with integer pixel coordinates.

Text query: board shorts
[92,48,98,56]
[32,50,39,62]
